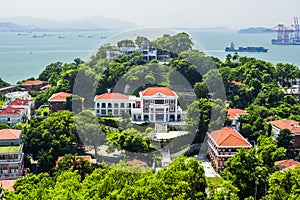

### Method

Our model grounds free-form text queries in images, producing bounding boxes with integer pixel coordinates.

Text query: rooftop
[275,159,300,171]
[209,127,252,147]
[0,106,24,116]
[9,98,33,107]
[127,159,147,167]
[95,93,129,100]
[0,129,21,140]
[228,80,243,86]
[141,87,176,97]
[227,108,247,119]
[48,92,71,102]
[21,80,44,86]
[269,119,300,134]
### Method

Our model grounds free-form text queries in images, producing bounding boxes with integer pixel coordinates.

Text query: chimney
[107,89,111,93]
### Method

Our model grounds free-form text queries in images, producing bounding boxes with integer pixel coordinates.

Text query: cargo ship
[225,42,268,53]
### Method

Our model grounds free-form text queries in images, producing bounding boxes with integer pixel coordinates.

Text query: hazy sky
[1,0,300,29]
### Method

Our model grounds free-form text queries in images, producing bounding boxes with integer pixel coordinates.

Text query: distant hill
[0,22,39,32]
[0,16,139,31]
[238,27,271,34]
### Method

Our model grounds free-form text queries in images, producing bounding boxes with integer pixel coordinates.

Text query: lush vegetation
[3,156,206,200]
[1,31,300,199]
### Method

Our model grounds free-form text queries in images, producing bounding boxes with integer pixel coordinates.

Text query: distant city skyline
[1,0,300,29]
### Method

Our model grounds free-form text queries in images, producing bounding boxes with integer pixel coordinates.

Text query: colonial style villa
[207,127,252,172]
[0,129,24,179]
[94,87,183,123]
[269,119,300,150]
[48,92,71,112]
[0,98,34,127]
[106,38,157,62]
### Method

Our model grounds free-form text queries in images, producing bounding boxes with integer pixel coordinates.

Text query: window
[102,103,106,108]
[97,103,100,108]
[114,103,119,108]
[170,100,174,105]
[108,103,112,108]
[121,103,125,108]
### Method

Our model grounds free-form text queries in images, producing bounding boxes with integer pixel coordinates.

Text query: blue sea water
[1,30,300,84]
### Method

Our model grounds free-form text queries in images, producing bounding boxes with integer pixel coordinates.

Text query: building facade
[0,129,24,179]
[207,127,252,172]
[94,92,136,117]
[0,99,34,127]
[48,92,71,112]
[94,87,183,123]
[269,119,300,150]
[227,108,247,132]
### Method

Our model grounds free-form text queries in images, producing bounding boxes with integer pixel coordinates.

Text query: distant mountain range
[0,16,139,31]
[238,27,271,34]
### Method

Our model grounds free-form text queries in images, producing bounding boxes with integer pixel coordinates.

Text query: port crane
[269,16,300,45]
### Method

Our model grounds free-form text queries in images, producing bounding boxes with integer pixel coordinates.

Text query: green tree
[23,110,83,173]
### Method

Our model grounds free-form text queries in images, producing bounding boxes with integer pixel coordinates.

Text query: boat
[225,42,268,53]
[32,35,44,38]
[88,35,93,38]
[58,36,65,39]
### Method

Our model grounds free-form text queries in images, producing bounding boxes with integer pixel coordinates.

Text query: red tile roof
[209,127,252,147]
[95,93,129,100]
[127,159,147,167]
[0,129,21,140]
[48,92,71,102]
[227,108,247,119]
[0,106,24,116]
[9,98,33,106]
[0,179,16,191]
[275,159,300,171]
[228,80,243,85]
[21,80,44,86]
[269,119,300,134]
[141,87,176,97]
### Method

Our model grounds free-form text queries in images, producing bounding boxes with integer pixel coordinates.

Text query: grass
[0,145,21,153]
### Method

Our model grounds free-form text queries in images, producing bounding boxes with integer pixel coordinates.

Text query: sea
[1,30,300,84]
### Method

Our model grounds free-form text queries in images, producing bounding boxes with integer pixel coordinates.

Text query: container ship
[225,42,268,53]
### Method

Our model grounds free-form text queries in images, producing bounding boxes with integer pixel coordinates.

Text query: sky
[1,0,300,29]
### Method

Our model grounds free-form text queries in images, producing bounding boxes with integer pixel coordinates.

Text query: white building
[94,92,137,117]
[0,99,34,127]
[106,39,157,62]
[0,129,24,179]
[94,87,183,123]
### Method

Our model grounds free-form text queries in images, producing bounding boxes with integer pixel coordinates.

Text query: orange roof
[209,127,252,147]
[127,159,147,167]
[0,129,21,140]
[227,108,247,119]
[269,119,300,134]
[95,93,129,100]
[275,159,300,171]
[0,179,16,191]
[228,80,243,85]
[141,87,176,96]
[48,92,71,102]
[21,80,43,86]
